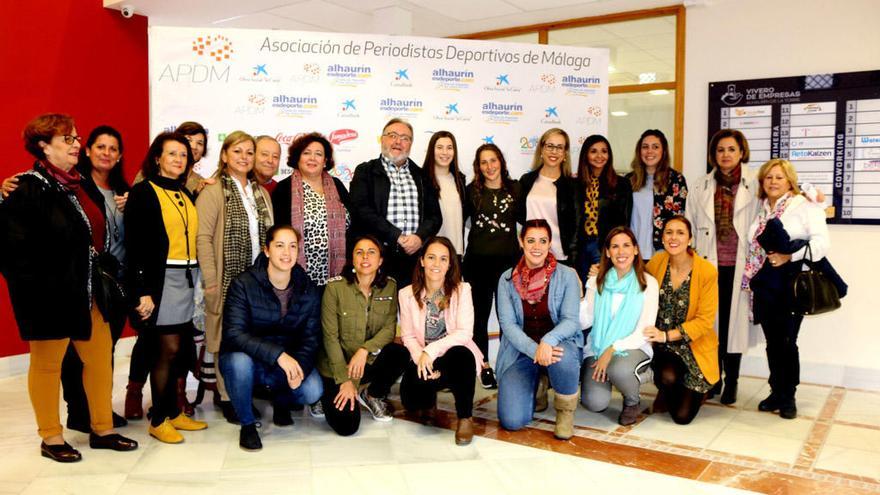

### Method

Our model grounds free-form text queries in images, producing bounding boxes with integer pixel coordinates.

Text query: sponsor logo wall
[150,27,609,183]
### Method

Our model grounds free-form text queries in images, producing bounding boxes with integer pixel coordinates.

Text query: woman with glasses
[125,132,209,443]
[627,129,688,261]
[518,128,581,266]
[0,114,138,462]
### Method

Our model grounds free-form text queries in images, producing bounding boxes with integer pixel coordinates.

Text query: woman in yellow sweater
[645,215,719,424]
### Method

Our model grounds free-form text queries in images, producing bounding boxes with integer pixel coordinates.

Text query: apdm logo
[326,64,372,86]
[481,101,524,124]
[432,68,475,91]
[391,68,412,88]
[234,94,267,116]
[288,63,321,84]
[271,94,319,118]
[158,34,233,83]
[530,73,557,94]
[577,105,603,126]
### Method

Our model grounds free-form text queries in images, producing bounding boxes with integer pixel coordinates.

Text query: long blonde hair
[530,128,572,177]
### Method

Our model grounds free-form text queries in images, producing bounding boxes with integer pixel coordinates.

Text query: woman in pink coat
[393,236,483,446]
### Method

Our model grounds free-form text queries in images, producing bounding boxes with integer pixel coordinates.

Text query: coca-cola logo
[329,129,358,145]
[275,132,306,146]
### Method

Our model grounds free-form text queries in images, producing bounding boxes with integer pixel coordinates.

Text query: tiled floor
[0,342,878,494]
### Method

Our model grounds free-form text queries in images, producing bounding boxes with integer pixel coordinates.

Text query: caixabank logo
[271,94,319,118]
[337,99,360,118]
[379,97,424,118]
[541,106,561,125]
[288,63,321,84]
[239,63,281,83]
[432,68,475,91]
[158,34,233,83]
[326,64,373,86]
[561,74,602,96]
[484,74,522,93]
[433,102,472,122]
[391,68,413,87]
[481,101,524,124]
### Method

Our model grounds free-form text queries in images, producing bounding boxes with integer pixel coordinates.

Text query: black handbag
[93,251,130,322]
[792,244,842,316]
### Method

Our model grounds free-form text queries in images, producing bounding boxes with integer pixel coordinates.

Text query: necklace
[158,183,194,287]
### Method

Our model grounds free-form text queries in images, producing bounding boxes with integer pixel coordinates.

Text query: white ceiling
[102,0,685,38]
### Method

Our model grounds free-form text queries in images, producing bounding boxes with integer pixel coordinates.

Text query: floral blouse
[655,268,711,393]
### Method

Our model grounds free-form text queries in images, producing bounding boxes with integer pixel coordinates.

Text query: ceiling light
[608,65,616,73]
[649,89,670,95]
[639,72,656,84]
[611,111,628,117]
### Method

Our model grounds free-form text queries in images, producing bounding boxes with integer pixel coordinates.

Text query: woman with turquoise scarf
[580,226,659,426]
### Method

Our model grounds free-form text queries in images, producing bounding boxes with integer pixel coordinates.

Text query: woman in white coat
[685,129,758,405]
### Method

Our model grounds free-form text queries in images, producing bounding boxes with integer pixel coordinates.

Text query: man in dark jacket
[349,118,441,287]
[219,225,323,451]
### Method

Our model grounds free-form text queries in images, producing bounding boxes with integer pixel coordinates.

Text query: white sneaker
[307,401,324,418]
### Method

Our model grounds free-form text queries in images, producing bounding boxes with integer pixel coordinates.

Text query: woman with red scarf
[495,219,583,440]
[0,114,138,462]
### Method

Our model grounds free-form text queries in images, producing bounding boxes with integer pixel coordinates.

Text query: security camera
[120,5,135,18]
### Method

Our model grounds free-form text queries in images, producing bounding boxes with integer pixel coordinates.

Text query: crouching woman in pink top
[393,236,483,446]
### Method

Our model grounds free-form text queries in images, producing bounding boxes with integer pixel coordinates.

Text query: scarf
[40,160,105,251]
[512,252,558,303]
[741,192,794,291]
[289,169,347,279]
[221,175,270,300]
[590,268,645,357]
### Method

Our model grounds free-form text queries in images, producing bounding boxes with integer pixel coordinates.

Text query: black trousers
[760,310,803,399]
[397,344,476,419]
[384,247,419,289]
[716,265,742,387]
[652,347,706,425]
[463,252,518,361]
[320,342,410,436]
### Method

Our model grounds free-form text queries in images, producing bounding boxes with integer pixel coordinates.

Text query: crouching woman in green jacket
[317,235,400,435]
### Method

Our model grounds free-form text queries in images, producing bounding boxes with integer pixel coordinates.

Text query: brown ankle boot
[176,378,194,417]
[455,418,474,446]
[553,392,579,440]
[534,374,550,413]
[124,380,145,420]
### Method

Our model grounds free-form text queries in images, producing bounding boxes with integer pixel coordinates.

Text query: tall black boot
[720,353,741,405]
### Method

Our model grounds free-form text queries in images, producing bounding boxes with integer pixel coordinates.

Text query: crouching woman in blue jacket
[219,225,324,451]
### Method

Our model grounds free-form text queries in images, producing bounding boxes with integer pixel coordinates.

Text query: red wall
[0,1,149,357]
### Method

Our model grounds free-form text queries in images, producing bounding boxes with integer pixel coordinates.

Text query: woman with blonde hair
[196,130,274,423]
[743,159,829,419]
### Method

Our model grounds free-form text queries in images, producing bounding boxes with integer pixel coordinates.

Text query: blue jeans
[496,339,581,431]
[219,351,324,426]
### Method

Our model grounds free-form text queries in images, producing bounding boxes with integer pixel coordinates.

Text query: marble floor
[0,340,877,495]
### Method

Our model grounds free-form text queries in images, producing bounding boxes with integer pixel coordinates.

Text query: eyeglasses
[62,135,83,145]
[383,132,413,144]
[543,143,565,153]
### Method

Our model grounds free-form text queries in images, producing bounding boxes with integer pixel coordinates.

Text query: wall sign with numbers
[708,70,880,224]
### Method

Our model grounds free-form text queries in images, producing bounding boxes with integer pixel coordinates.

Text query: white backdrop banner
[149,26,609,183]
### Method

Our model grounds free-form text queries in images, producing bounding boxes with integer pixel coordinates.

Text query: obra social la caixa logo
[158,34,234,83]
